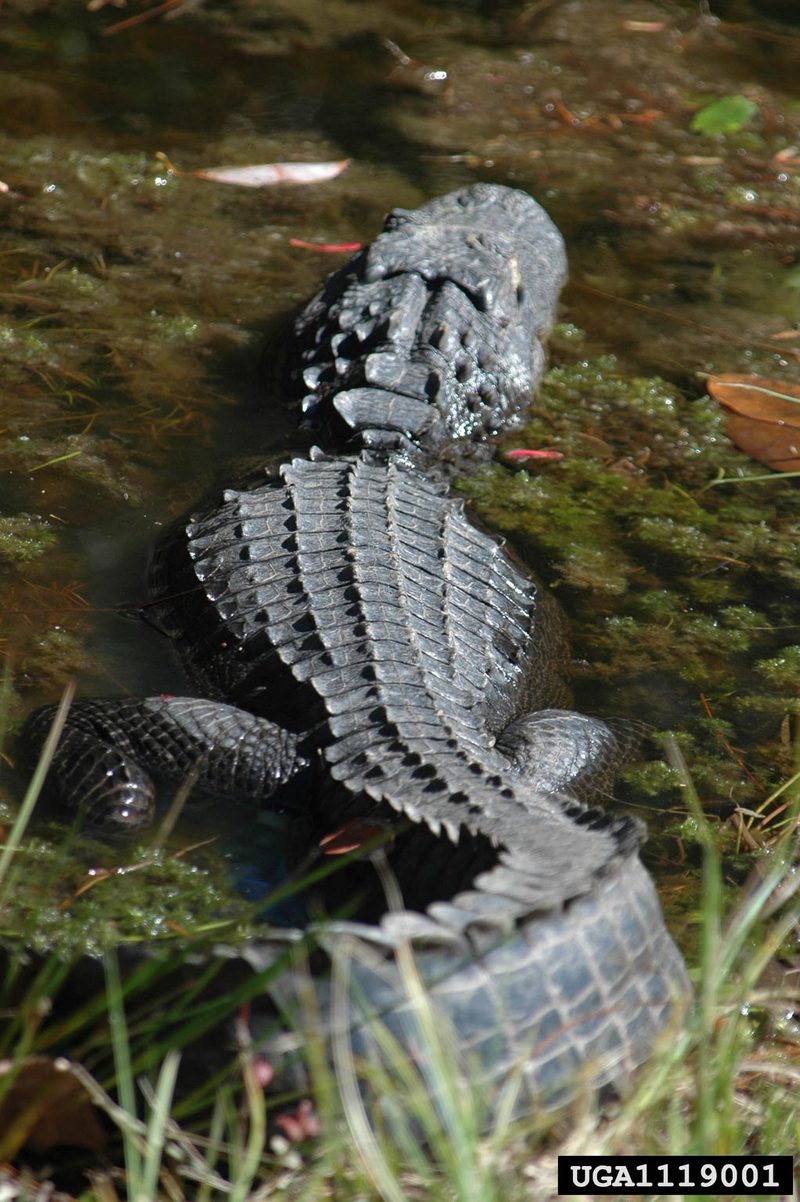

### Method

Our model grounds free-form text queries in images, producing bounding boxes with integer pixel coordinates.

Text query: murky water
[1,0,799,947]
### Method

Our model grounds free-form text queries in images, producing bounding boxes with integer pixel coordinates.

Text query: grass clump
[0,694,797,1200]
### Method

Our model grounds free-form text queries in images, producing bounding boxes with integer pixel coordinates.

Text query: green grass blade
[104,947,143,1196]
[229,1055,267,1202]
[140,1050,181,1202]
[0,680,74,900]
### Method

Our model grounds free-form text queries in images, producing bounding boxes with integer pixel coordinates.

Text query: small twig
[101,0,183,36]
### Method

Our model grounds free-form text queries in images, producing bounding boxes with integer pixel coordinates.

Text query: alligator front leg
[496,708,640,803]
[21,697,310,835]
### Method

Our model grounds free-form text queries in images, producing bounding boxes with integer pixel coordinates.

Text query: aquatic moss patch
[460,355,800,808]
[0,829,252,957]
[0,514,55,563]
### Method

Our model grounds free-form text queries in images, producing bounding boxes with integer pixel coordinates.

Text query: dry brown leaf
[192,159,350,188]
[707,373,800,471]
[0,1055,107,1155]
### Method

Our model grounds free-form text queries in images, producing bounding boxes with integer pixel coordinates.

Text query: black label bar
[557,1155,794,1195]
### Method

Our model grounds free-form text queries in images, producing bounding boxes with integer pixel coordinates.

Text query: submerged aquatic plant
[461,353,800,811]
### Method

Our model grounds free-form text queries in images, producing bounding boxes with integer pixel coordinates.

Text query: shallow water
[1,0,799,948]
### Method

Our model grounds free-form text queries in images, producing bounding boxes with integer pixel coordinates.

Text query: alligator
[23,184,689,1106]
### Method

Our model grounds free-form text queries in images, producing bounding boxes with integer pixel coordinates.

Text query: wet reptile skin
[24,185,689,1106]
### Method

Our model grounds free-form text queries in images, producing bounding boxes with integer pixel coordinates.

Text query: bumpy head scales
[285,183,567,459]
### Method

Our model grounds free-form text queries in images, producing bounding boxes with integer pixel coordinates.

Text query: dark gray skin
[23,185,689,1105]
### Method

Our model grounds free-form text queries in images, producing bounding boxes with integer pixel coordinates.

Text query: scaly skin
[23,184,689,1106]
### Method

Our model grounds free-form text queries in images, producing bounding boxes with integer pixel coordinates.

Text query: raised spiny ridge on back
[183,449,642,937]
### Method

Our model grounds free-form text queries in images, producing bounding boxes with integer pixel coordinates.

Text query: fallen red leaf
[100,0,181,35]
[289,239,363,253]
[319,818,389,855]
[707,373,800,471]
[501,447,564,465]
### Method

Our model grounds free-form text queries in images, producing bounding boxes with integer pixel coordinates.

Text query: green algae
[0,830,251,957]
[149,312,202,342]
[27,628,95,688]
[757,645,800,690]
[460,351,800,811]
[0,515,55,564]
